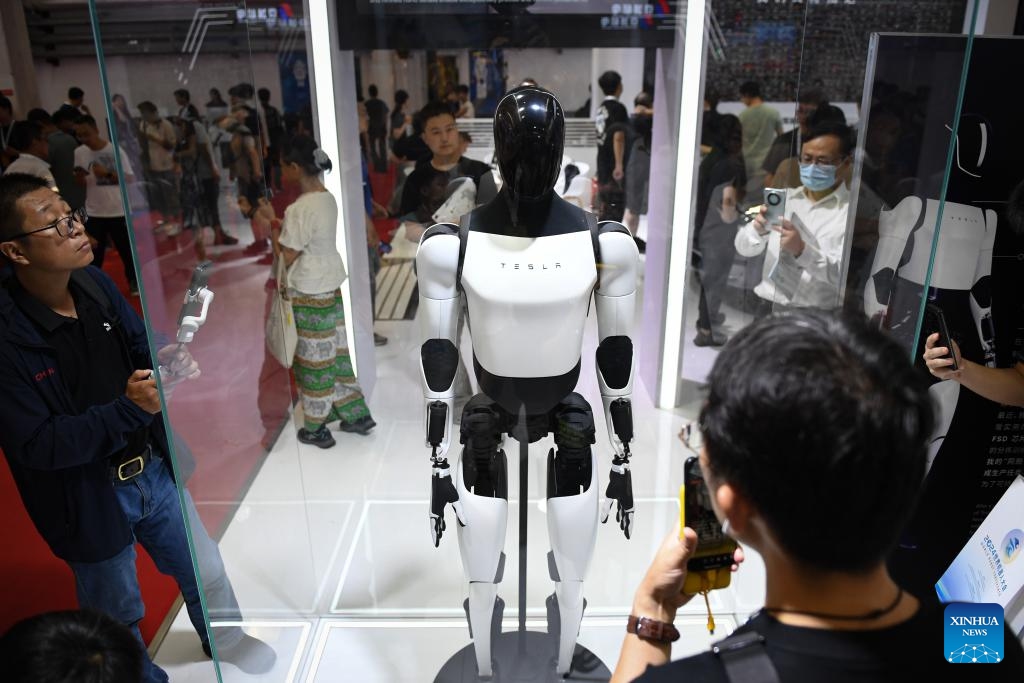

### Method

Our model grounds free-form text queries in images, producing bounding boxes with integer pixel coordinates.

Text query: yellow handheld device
[679,456,737,595]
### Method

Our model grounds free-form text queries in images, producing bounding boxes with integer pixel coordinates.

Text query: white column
[0,1,40,112]
[305,0,376,390]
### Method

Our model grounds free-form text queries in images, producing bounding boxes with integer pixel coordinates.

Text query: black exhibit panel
[336,0,682,50]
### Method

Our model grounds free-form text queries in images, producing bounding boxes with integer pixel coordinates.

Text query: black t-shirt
[365,97,389,135]
[635,598,1024,682]
[596,97,630,183]
[696,148,746,230]
[762,129,800,175]
[399,156,492,220]
[11,278,150,461]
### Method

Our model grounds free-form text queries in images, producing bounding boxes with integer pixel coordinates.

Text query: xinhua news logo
[944,603,1004,664]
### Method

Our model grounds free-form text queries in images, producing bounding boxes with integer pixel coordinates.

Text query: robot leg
[455,394,509,678]
[546,393,598,675]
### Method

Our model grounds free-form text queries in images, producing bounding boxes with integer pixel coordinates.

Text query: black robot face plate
[493,87,565,201]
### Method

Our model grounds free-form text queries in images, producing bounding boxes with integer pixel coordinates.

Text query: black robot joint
[500,262,563,270]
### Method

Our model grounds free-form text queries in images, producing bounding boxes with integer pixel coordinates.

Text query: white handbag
[265,256,298,368]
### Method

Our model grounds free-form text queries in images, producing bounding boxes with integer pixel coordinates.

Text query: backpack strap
[712,630,780,683]
[586,210,600,265]
[457,212,472,294]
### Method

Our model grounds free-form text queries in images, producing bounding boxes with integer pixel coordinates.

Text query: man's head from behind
[0,174,92,271]
[0,609,143,683]
[698,310,933,574]
[739,81,762,106]
[8,121,49,160]
[68,87,85,106]
[27,108,57,136]
[598,71,622,98]
[796,89,828,131]
[52,107,77,134]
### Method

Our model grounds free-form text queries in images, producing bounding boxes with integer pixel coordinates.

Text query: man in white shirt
[3,121,56,189]
[73,115,139,295]
[734,123,852,311]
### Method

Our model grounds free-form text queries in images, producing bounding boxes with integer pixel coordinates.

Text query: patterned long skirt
[290,288,371,431]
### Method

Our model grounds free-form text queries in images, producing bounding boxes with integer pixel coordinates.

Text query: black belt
[110,444,155,484]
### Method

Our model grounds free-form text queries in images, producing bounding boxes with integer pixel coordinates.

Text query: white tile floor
[153,276,767,682]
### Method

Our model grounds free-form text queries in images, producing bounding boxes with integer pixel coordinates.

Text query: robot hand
[430,461,466,547]
[601,457,634,539]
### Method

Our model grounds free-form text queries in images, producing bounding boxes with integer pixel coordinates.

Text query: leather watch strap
[626,615,681,643]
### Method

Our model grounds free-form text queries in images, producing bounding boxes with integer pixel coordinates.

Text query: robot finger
[451,498,467,527]
[600,498,615,524]
[623,510,634,539]
[430,515,442,547]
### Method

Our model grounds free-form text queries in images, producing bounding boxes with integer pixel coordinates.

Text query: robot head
[493,86,564,202]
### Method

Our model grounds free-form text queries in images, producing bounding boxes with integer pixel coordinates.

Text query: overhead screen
[336,1,682,49]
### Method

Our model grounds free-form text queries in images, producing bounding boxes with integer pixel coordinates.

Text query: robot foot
[465,583,502,678]
[548,581,586,675]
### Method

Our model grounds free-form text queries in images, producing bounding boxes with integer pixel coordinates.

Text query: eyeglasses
[7,206,88,240]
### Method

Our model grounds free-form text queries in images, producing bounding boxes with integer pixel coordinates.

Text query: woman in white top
[269,135,376,447]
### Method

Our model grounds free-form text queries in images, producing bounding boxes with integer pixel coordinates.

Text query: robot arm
[415,223,466,545]
[594,221,640,538]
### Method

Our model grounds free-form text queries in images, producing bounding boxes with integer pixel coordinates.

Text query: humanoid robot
[865,118,998,474]
[415,87,639,678]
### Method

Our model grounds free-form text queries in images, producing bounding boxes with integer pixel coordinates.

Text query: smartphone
[680,456,738,594]
[763,187,787,228]
[925,303,958,371]
[176,261,213,329]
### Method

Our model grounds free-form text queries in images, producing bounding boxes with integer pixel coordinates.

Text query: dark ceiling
[23,2,307,62]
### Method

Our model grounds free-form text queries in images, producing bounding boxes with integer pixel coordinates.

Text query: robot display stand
[417,88,639,681]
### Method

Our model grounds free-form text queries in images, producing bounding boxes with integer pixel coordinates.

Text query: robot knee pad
[460,396,508,498]
[549,394,596,498]
[552,393,596,453]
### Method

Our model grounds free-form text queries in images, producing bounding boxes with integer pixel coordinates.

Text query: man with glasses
[734,123,853,312]
[0,175,274,681]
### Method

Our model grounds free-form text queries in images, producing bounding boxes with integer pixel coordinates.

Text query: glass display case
[69,0,1024,680]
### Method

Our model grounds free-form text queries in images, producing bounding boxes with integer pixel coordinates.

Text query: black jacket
[0,266,187,562]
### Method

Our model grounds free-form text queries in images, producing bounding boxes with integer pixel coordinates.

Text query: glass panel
[682,0,977,383]
[309,1,703,678]
[87,1,315,680]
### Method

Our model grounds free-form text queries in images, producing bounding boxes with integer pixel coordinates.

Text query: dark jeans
[597,181,626,222]
[146,170,179,219]
[67,458,242,683]
[88,216,137,288]
[368,132,388,173]
[200,178,221,229]
[695,221,738,330]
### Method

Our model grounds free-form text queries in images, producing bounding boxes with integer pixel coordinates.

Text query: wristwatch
[627,615,680,643]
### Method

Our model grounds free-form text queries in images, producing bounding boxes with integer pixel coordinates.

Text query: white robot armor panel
[461,230,597,379]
